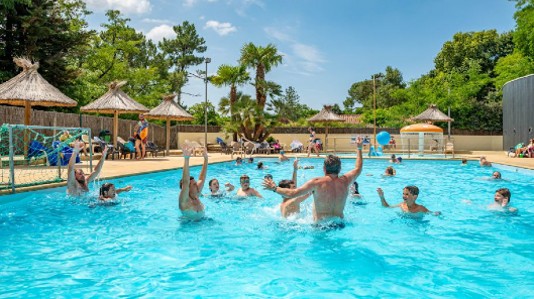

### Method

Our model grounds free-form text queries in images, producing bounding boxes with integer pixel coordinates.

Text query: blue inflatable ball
[376,131,391,146]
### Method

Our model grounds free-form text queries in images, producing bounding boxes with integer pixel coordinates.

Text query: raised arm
[377,187,396,208]
[179,145,193,210]
[263,177,318,198]
[116,185,132,194]
[87,145,109,183]
[66,141,83,193]
[292,158,298,185]
[343,137,363,182]
[196,148,208,192]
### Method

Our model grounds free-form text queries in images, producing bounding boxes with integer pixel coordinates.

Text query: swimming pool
[1,158,533,297]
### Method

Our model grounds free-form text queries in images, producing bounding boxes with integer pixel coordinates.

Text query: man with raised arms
[178,145,208,220]
[263,137,363,222]
[67,140,109,196]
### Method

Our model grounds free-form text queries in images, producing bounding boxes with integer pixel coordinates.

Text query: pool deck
[1,150,533,195]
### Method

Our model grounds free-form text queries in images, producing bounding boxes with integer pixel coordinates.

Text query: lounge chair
[216,137,231,155]
[258,141,274,154]
[146,141,163,157]
[290,140,303,153]
[184,140,204,156]
[28,140,56,166]
[117,137,136,159]
[93,136,119,160]
[231,141,245,159]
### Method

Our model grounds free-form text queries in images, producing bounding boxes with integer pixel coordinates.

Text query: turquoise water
[1,158,533,297]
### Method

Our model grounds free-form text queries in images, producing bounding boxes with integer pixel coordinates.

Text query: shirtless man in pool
[178,145,208,220]
[67,141,109,196]
[263,137,363,222]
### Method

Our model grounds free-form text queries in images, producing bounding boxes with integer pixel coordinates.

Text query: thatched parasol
[144,94,193,155]
[0,57,77,125]
[308,105,345,152]
[410,104,454,123]
[81,81,149,147]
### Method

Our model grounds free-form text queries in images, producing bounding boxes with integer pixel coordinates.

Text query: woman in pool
[207,179,235,197]
[178,145,208,220]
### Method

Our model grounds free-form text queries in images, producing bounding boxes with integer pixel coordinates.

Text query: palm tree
[239,43,283,108]
[211,64,250,141]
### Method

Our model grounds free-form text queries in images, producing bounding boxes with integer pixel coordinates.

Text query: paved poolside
[1,150,533,195]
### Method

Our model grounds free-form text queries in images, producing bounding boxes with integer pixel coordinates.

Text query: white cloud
[264,27,293,43]
[146,25,175,42]
[85,0,152,14]
[142,18,171,24]
[265,26,326,74]
[183,0,197,7]
[204,20,237,36]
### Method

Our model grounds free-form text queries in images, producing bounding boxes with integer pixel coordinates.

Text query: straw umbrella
[410,104,454,138]
[308,105,345,152]
[80,81,149,147]
[144,94,194,156]
[0,57,77,125]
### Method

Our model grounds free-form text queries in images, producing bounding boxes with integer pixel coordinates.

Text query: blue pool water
[1,158,533,297]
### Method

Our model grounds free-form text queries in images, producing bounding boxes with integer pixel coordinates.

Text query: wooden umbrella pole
[24,102,31,125]
[113,110,119,148]
[166,118,171,156]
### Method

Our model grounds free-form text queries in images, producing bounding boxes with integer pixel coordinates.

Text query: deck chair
[290,140,303,153]
[52,141,80,166]
[444,141,454,156]
[184,140,204,156]
[81,134,97,154]
[93,136,119,160]
[231,141,245,159]
[28,140,57,166]
[216,137,231,155]
[146,141,162,157]
[258,141,274,154]
[117,137,136,159]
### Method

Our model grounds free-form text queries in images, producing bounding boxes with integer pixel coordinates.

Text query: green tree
[0,0,93,87]
[211,64,250,141]
[513,0,534,60]
[159,21,207,106]
[238,43,283,141]
[188,102,220,125]
[269,86,302,122]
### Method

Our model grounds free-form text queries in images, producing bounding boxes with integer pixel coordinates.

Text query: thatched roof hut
[308,105,344,152]
[410,104,454,123]
[81,81,149,147]
[144,94,193,155]
[80,81,148,114]
[0,57,77,125]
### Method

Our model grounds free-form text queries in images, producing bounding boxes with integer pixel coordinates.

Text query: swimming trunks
[181,209,205,221]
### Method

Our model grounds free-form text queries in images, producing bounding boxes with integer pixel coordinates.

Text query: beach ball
[376,131,391,145]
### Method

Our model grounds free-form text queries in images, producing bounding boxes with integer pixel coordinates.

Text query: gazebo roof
[410,104,453,122]
[80,81,149,114]
[0,58,77,107]
[308,105,344,123]
[400,123,444,133]
[144,94,193,121]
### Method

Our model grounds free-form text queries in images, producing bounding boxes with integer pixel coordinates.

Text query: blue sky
[83,0,517,110]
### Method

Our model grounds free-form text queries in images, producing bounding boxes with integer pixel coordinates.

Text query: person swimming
[377,185,441,216]
[207,178,235,197]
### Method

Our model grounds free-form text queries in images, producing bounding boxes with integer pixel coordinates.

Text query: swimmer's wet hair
[278,179,294,188]
[324,155,341,175]
[496,188,511,202]
[99,183,114,196]
[404,185,419,196]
